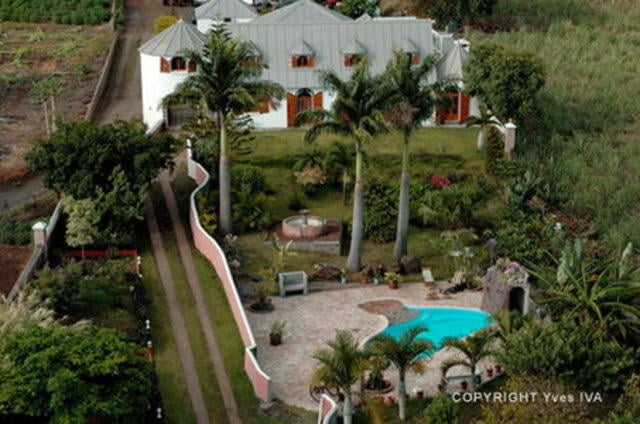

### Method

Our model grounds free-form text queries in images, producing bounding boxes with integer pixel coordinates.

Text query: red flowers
[430,174,452,188]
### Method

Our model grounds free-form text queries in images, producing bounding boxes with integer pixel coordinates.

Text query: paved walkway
[145,196,210,424]
[159,171,242,424]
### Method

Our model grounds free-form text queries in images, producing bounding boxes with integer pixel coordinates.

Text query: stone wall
[480,259,531,314]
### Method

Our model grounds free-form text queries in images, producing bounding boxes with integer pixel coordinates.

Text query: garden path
[158,171,243,424]
[145,196,210,424]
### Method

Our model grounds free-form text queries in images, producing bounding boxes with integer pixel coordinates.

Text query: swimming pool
[376,307,492,356]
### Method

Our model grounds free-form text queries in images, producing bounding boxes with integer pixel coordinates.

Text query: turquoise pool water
[376,307,492,356]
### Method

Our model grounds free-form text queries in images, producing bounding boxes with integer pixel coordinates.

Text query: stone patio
[246,281,492,411]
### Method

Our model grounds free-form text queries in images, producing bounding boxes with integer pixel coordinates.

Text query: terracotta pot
[361,277,371,285]
[460,381,469,390]
[269,334,282,346]
[388,281,399,289]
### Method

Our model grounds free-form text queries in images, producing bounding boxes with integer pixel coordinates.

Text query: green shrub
[423,394,459,424]
[232,186,271,233]
[485,125,504,175]
[363,178,397,243]
[417,183,487,229]
[0,220,33,245]
[232,165,267,194]
[0,0,112,24]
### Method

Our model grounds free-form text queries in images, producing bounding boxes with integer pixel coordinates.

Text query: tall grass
[476,0,640,250]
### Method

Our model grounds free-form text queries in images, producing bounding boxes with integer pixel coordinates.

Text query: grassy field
[227,127,490,280]
[483,0,640,249]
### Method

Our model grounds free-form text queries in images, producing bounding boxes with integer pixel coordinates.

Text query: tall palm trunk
[42,101,50,137]
[219,120,232,235]
[50,95,57,133]
[393,134,411,259]
[398,369,407,421]
[343,392,353,424]
[342,169,349,206]
[346,142,364,272]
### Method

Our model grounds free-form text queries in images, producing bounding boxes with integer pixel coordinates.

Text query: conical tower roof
[194,0,257,20]
[139,19,207,57]
[437,42,468,80]
[251,0,351,24]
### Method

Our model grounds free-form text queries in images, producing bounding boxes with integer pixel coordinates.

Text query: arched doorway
[287,88,323,127]
[508,287,526,313]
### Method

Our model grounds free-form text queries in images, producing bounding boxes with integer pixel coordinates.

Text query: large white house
[139,0,476,130]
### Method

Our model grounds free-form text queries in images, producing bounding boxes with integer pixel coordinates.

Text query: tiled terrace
[246,281,491,410]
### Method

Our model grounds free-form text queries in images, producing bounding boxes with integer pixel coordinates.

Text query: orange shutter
[260,100,269,114]
[308,56,315,67]
[291,57,297,68]
[313,92,323,110]
[187,60,196,73]
[160,57,169,73]
[287,93,296,127]
[412,53,420,65]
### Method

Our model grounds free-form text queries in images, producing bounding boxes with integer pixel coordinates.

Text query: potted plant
[340,269,348,284]
[383,272,402,290]
[362,357,393,394]
[269,320,286,346]
[250,276,276,313]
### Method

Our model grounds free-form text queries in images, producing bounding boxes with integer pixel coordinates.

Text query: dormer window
[290,40,315,68]
[397,38,420,66]
[292,55,314,68]
[409,53,420,65]
[341,39,366,68]
[343,54,363,67]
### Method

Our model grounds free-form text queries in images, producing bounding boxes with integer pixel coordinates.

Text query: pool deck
[246,281,492,411]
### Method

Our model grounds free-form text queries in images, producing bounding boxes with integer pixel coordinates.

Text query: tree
[312,330,367,424]
[465,42,545,123]
[423,394,460,424]
[422,0,498,28]
[297,61,396,271]
[367,326,432,421]
[466,103,501,150]
[154,15,178,33]
[383,53,442,259]
[63,195,100,257]
[440,329,497,391]
[26,120,177,242]
[164,24,284,235]
[336,0,378,19]
[498,317,635,392]
[31,77,62,137]
[528,240,640,342]
[326,141,355,205]
[0,325,152,422]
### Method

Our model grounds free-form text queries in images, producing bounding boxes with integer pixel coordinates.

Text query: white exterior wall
[140,53,191,130]
[246,88,337,129]
[469,96,481,117]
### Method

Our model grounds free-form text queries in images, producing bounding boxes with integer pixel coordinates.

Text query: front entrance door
[287,88,323,127]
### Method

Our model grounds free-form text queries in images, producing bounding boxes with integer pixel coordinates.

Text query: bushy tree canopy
[0,324,152,423]
[465,42,545,122]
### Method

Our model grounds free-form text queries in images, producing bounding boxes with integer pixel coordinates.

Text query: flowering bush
[430,174,452,189]
[294,166,327,192]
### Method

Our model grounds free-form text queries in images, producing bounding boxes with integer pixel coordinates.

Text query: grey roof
[290,40,315,56]
[139,19,206,56]
[250,0,351,24]
[396,37,418,53]
[355,13,372,22]
[194,0,257,20]
[437,42,468,80]
[227,17,435,89]
[341,39,366,55]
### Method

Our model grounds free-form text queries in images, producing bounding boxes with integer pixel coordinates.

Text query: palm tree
[326,141,355,205]
[312,330,367,424]
[440,329,498,391]
[466,103,501,150]
[383,53,442,259]
[164,24,284,235]
[297,61,396,271]
[490,309,531,342]
[528,240,640,341]
[367,326,432,421]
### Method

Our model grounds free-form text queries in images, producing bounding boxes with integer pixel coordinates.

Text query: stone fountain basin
[282,216,328,239]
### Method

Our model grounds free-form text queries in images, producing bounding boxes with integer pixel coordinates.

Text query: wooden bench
[278,271,308,297]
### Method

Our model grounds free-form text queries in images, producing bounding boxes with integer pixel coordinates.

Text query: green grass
[140,242,197,424]
[148,186,229,423]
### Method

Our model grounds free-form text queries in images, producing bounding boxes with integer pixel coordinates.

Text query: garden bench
[278,271,308,297]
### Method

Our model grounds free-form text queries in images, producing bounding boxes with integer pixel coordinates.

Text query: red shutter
[160,57,169,73]
[308,56,315,67]
[313,92,323,110]
[460,94,470,122]
[287,93,296,127]
[412,53,420,65]
[291,57,297,68]
[187,60,196,73]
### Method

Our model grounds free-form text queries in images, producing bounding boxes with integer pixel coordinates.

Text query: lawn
[226,127,493,280]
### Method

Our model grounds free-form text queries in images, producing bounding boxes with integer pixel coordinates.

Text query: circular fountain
[282,209,328,239]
